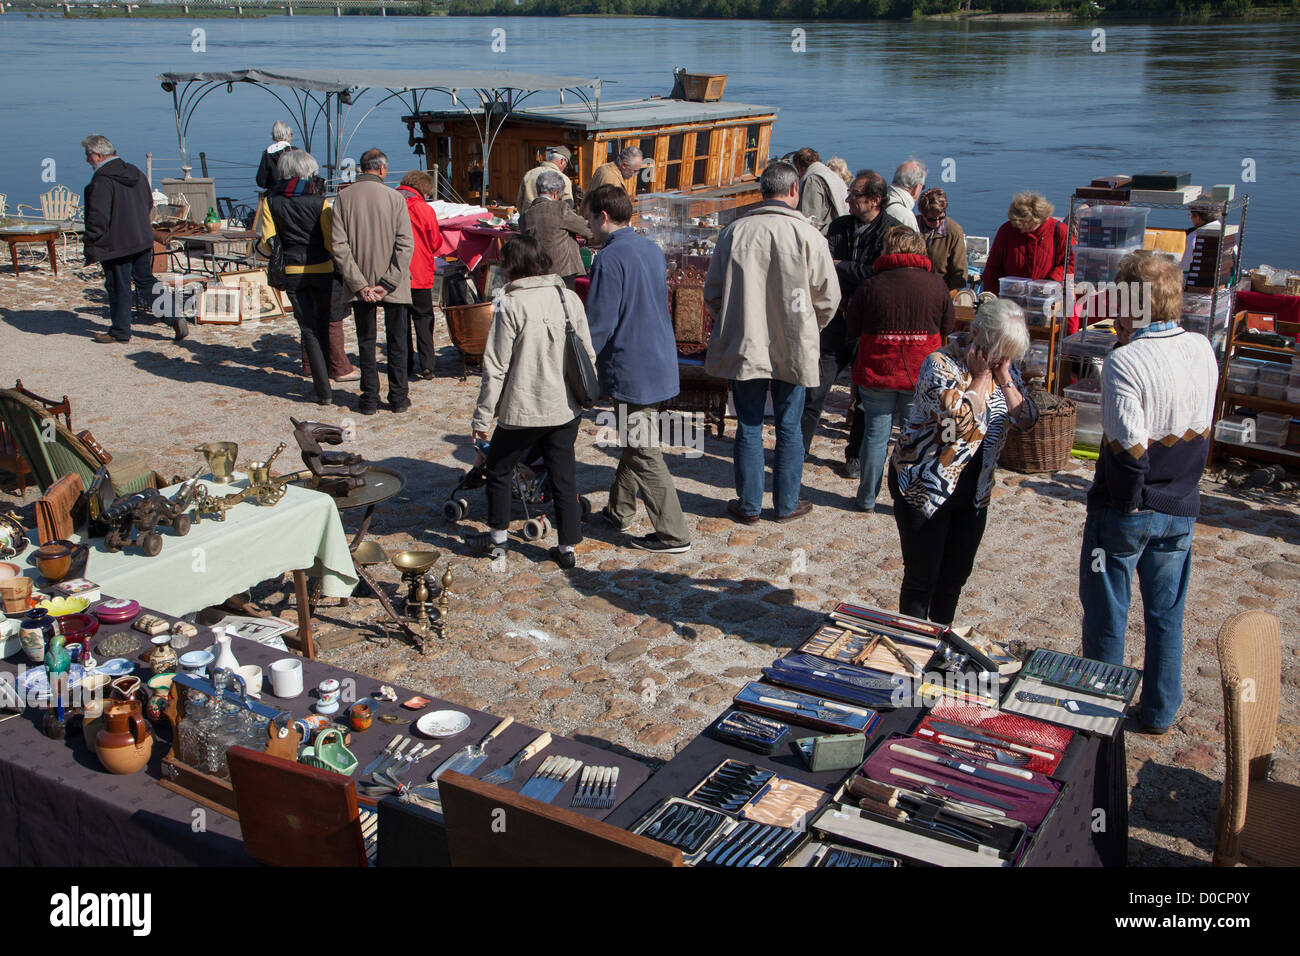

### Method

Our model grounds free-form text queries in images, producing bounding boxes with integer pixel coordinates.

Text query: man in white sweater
[1078,251,1219,734]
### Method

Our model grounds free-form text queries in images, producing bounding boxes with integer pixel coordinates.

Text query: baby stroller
[442,444,592,541]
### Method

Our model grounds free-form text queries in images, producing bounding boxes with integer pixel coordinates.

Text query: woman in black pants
[256,149,337,405]
[466,235,597,568]
[887,299,1038,624]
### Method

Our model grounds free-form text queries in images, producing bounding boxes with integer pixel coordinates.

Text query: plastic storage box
[1065,379,1103,448]
[1182,291,1235,317]
[1259,362,1291,386]
[999,277,1029,304]
[1022,342,1049,379]
[1214,416,1256,445]
[1072,246,1131,284]
[1255,412,1291,447]
[1075,205,1150,250]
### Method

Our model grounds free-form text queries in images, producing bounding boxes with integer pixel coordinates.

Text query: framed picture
[482,263,509,299]
[275,289,293,313]
[219,269,284,322]
[196,286,242,326]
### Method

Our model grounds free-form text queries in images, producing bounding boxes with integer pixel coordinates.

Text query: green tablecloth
[15,475,356,616]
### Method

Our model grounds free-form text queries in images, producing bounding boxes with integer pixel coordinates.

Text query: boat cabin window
[742,124,761,178]
[663,133,686,191]
[693,131,713,188]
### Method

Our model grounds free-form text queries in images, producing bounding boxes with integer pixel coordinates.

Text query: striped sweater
[1087,323,1218,516]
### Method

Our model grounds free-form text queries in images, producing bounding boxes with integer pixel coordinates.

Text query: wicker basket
[999,397,1077,474]
[444,302,494,358]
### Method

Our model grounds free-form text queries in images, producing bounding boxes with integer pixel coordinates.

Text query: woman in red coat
[398,169,443,380]
[981,192,1069,293]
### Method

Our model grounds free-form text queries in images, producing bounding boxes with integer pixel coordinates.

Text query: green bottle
[205,207,219,224]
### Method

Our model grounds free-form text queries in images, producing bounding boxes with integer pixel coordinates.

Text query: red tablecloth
[1235,290,1300,328]
[575,276,591,304]
[435,216,515,269]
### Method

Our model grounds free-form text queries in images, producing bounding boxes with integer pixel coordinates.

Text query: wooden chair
[1213,611,1300,866]
[0,387,158,497]
[17,185,85,259]
[438,770,683,867]
[226,745,375,866]
[0,381,72,498]
[0,193,7,220]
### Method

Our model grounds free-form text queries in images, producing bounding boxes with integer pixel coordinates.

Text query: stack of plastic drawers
[998,277,1062,327]
[1069,206,1149,328]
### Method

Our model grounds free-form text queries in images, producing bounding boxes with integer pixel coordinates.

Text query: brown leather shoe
[774,499,813,522]
[93,332,128,344]
[726,499,760,525]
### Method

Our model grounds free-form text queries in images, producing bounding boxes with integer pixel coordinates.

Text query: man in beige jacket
[331,149,414,414]
[517,146,574,210]
[704,161,840,523]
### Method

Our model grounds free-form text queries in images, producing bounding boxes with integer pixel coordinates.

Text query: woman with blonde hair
[826,157,853,185]
[887,298,1038,624]
[981,191,1069,293]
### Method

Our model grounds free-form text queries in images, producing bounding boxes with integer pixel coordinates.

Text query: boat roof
[412,96,778,132]
[157,68,599,94]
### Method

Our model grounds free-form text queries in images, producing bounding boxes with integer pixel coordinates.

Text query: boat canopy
[157,68,603,190]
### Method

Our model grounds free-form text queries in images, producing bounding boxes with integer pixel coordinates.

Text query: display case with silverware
[732,681,882,734]
[1001,667,1131,737]
[1018,648,1141,703]
[707,708,791,755]
[696,818,806,868]
[630,797,731,863]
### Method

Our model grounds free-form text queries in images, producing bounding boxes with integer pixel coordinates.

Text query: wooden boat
[402,72,776,214]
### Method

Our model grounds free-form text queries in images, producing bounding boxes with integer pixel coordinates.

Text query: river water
[1,15,1297,263]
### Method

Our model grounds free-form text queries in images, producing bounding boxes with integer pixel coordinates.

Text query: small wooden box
[678,73,727,102]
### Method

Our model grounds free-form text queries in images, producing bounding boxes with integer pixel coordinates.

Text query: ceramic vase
[212,627,240,675]
[96,699,154,774]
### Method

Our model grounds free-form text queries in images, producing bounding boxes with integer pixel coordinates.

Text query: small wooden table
[1,225,59,280]
[175,229,260,276]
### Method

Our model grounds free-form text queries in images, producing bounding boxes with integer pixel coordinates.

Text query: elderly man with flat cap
[517,146,574,209]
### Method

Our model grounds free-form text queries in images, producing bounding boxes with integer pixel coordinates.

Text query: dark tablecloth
[0,604,651,866]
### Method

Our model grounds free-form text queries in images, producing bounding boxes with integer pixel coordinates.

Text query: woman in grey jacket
[468,235,598,568]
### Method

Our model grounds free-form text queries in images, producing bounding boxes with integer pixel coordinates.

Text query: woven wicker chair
[0,388,159,498]
[1213,610,1300,866]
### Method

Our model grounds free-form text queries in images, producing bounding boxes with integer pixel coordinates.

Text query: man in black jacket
[81,135,183,343]
[801,169,900,475]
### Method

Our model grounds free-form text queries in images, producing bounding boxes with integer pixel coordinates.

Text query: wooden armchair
[0,387,159,498]
[439,770,682,867]
[0,381,72,497]
[17,185,85,258]
[1213,610,1300,866]
[226,746,376,866]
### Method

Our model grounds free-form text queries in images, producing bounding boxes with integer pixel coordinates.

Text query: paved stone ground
[3,254,1298,867]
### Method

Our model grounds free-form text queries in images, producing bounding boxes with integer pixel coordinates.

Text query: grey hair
[359,149,388,173]
[536,170,567,196]
[893,159,927,191]
[277,149,318,181]
[271,121,293,143]
[80,134,116,157]
[972,298,1031,365]
[617,146,643,166]
[759,160,799,199]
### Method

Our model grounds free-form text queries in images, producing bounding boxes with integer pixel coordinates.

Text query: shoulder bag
[556,287,599,408]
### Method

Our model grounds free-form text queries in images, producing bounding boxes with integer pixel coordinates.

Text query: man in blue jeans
[1078,252,1218,734]
[704,162,840,523]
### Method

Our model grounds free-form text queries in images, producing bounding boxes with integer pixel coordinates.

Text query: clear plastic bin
[1073,421,1103,448]
[1181,291,1235,317]
[1258,383,1288,400]
[1214,416,1255,444]
[1061,328,1119,362]
[1288,385,1300,405]
[999,277,1030,298]
[1075,205,1150,249]
[1072,247,1131,284]
[1257,411,1291,431]
[1027,279,1062,298]
[1256,426,1289,448]
[1024,295,1058,325]
[1258,362,1292,386]
[1022,342,1049,379]
[1064,378,1102,405]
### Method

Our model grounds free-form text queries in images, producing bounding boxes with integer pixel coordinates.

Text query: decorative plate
[98,632,140,658]
[37,595,90,617]
[18,664,87,699]
[416,710,471,738]
[0,561,22,580]
[96,658,135,677]
[95,599,141,624]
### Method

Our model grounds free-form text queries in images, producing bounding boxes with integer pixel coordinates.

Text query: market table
[1235,289,1300,330]
[173,229,260,276]
[0,617,652,866]
[1,224,59,280]
[605,704,1127,867]
[12,475,357,658]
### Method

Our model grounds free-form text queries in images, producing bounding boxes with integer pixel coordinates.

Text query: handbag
[265,233,289,290]
[557,287,599,408]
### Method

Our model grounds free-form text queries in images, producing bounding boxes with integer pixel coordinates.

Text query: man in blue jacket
[583,185,691,554]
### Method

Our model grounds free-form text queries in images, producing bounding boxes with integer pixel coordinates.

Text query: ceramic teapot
[96,698,153,774]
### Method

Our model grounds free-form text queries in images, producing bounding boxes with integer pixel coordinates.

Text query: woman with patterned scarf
[887,298,1039,625]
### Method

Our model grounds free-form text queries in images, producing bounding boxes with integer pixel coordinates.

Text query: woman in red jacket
[846,226,956,511]
[981,192,1069,293]
[397,170,443,380]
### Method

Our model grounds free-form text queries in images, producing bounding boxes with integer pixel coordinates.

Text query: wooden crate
[679,73,727,102]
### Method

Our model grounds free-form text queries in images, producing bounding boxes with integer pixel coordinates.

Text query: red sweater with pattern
[848,253,957,392]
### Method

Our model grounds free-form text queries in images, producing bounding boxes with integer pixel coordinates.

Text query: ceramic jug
[20,607,54,663]
[96,699,154,774]
[212,627,240,674]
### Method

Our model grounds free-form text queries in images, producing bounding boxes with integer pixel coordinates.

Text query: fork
[391,744,440,779]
